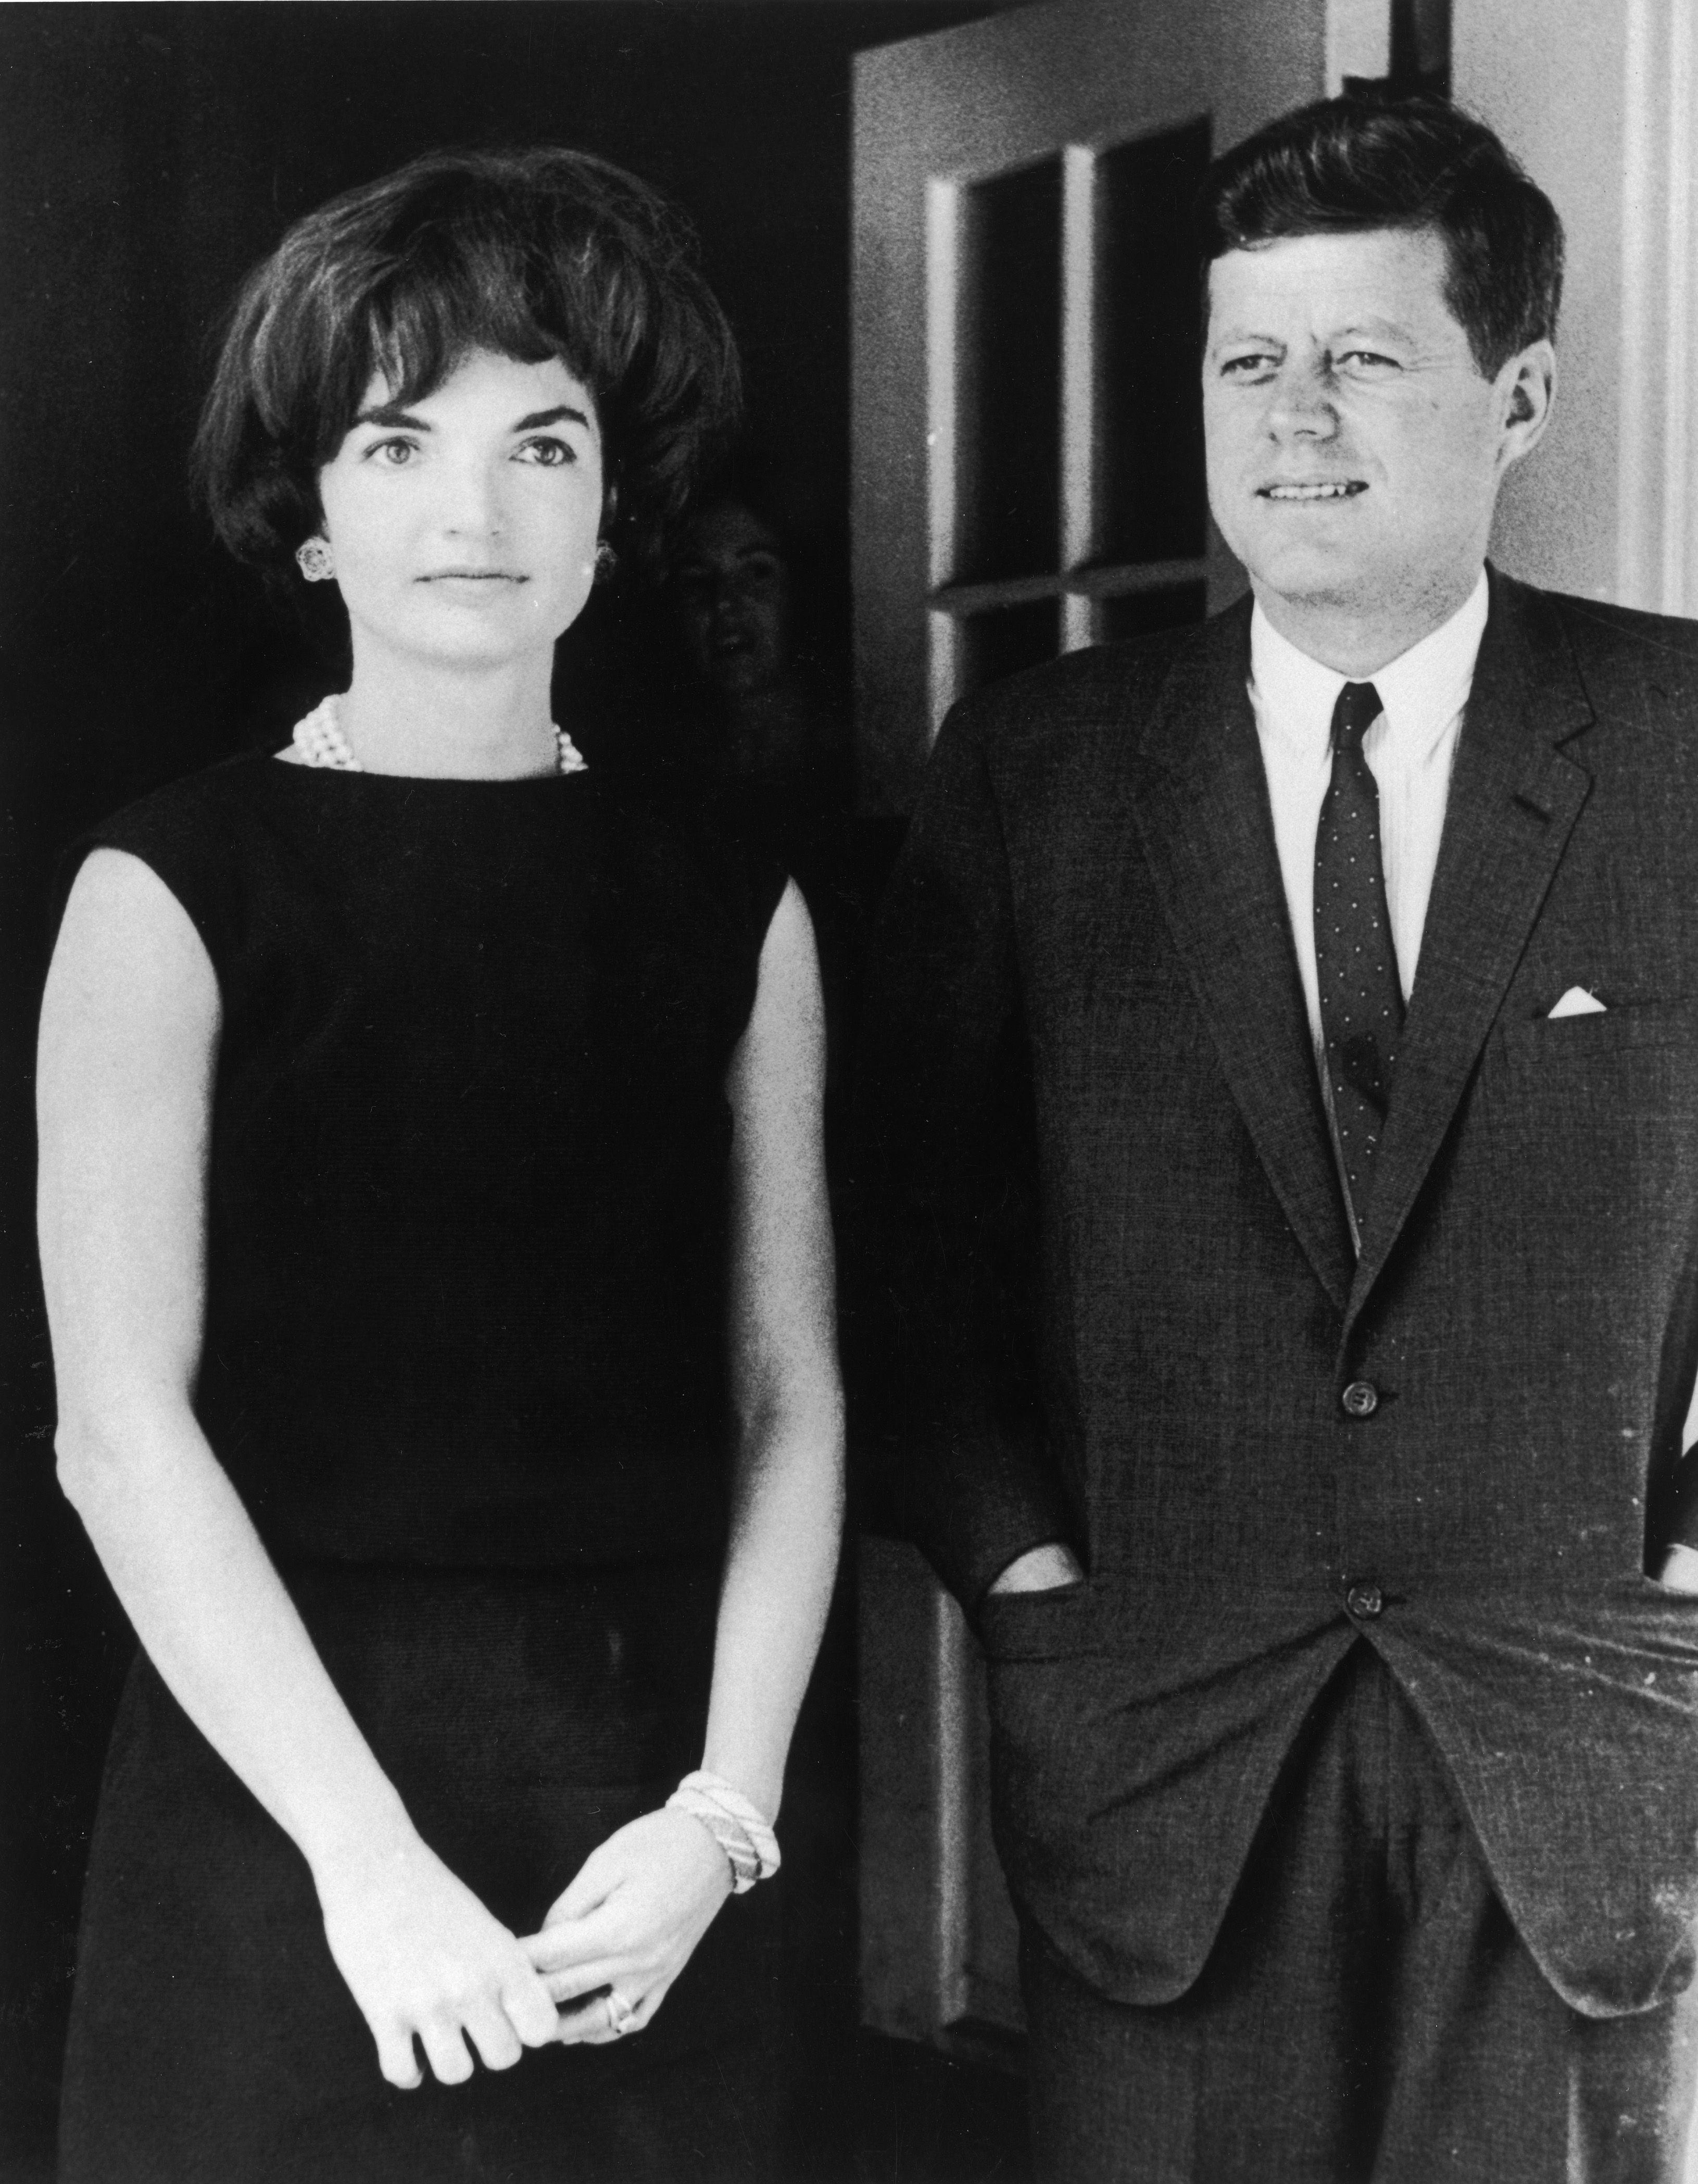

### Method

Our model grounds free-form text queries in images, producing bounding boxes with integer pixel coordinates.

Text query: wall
[1454,0,1626,600]
[1456,0,1698,615]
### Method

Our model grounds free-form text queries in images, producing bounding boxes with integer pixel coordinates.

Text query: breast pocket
[1499,997,1698,1063]
[1454,998,1698,1570]
[1481,998,1698,1233]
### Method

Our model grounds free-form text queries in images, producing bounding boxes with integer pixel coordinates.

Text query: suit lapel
[1129,601,1355,1315]
[1344,573,1596,1332]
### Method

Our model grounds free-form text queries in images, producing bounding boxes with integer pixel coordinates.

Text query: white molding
[933,1585,975,2023]
[924,174,965,735]
[1656,0,1696,614]
[927,609,961,742]
[1062,591,1097,652]
[925,177,961,599]
[1061,143,1097,575]
[1618,0,1658,608]
[1617,0,1698,617]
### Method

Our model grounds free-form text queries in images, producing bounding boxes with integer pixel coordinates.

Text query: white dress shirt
[1249,570,1489,1061]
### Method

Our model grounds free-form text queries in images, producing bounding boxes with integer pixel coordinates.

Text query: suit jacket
[859,571,1698,2020]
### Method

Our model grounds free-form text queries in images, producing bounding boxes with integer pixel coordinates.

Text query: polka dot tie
[1314,680,1403,1229]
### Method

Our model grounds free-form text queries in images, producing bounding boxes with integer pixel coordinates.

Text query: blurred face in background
[673,501,790,696]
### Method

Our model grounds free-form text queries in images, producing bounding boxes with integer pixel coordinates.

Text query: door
[849,0,1360,815]
[849,0,1341,2058]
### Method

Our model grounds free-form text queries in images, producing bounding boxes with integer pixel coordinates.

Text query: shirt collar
[1249,570,1490,761]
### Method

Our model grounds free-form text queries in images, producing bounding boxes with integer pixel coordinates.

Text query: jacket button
[1345,1581,1385,1619]
[1341,1379,1379,1418]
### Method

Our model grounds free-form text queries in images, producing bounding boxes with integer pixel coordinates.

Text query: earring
[594,539,618,582]
[296,536,335,583]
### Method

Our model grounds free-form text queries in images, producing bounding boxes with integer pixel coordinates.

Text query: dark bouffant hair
[1198,96,1563,378]
[194,145,741,579]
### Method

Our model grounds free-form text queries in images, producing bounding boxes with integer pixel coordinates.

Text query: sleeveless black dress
[55,754,789,2184]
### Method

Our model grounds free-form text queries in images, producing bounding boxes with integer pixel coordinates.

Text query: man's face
[1203,227,1550,645]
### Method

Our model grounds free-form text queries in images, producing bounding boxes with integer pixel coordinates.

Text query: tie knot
[1331,680,1383,751]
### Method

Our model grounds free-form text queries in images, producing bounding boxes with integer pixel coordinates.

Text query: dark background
[0,5,1020,2174]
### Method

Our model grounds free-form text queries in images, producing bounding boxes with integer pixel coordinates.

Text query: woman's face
[316,347,604,677]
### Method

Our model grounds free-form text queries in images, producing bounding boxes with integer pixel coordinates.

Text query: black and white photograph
[4,2,1698,2179]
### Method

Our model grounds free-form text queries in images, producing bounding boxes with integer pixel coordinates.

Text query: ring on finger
[605,1991,637,2039]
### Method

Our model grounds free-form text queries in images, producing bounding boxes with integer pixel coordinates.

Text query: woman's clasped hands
[318,1810,733,2087]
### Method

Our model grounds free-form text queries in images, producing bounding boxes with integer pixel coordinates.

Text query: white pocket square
[1549,986,1606,1019]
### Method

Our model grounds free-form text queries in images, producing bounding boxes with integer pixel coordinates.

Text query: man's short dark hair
[1198,97,1563,378]
[195,145,740,579]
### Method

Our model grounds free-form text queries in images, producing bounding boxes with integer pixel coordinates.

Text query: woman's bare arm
[38,848,556,2086]
[704,877,846,1814]
[526,880,845,2035]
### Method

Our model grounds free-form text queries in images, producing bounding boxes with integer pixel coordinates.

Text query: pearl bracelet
[666,1769,781,1894]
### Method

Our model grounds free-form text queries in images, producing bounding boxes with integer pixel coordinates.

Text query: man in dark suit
[862,96,1698,2180]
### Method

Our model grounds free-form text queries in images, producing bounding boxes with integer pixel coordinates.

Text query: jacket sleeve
[850,698,1078,1610]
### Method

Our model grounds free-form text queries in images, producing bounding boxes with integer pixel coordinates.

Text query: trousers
[1021,1645,1698,2183]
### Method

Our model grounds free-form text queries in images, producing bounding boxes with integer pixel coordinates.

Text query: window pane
[1094,118,1211,566]
[1097,582,1208,645]
[954,158,1062,585]
[955,597,1060,699]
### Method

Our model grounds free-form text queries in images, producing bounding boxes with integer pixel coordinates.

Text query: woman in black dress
[35,148,842,2182]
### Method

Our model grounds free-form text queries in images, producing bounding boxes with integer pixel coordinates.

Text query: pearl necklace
[290,695,587,776]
